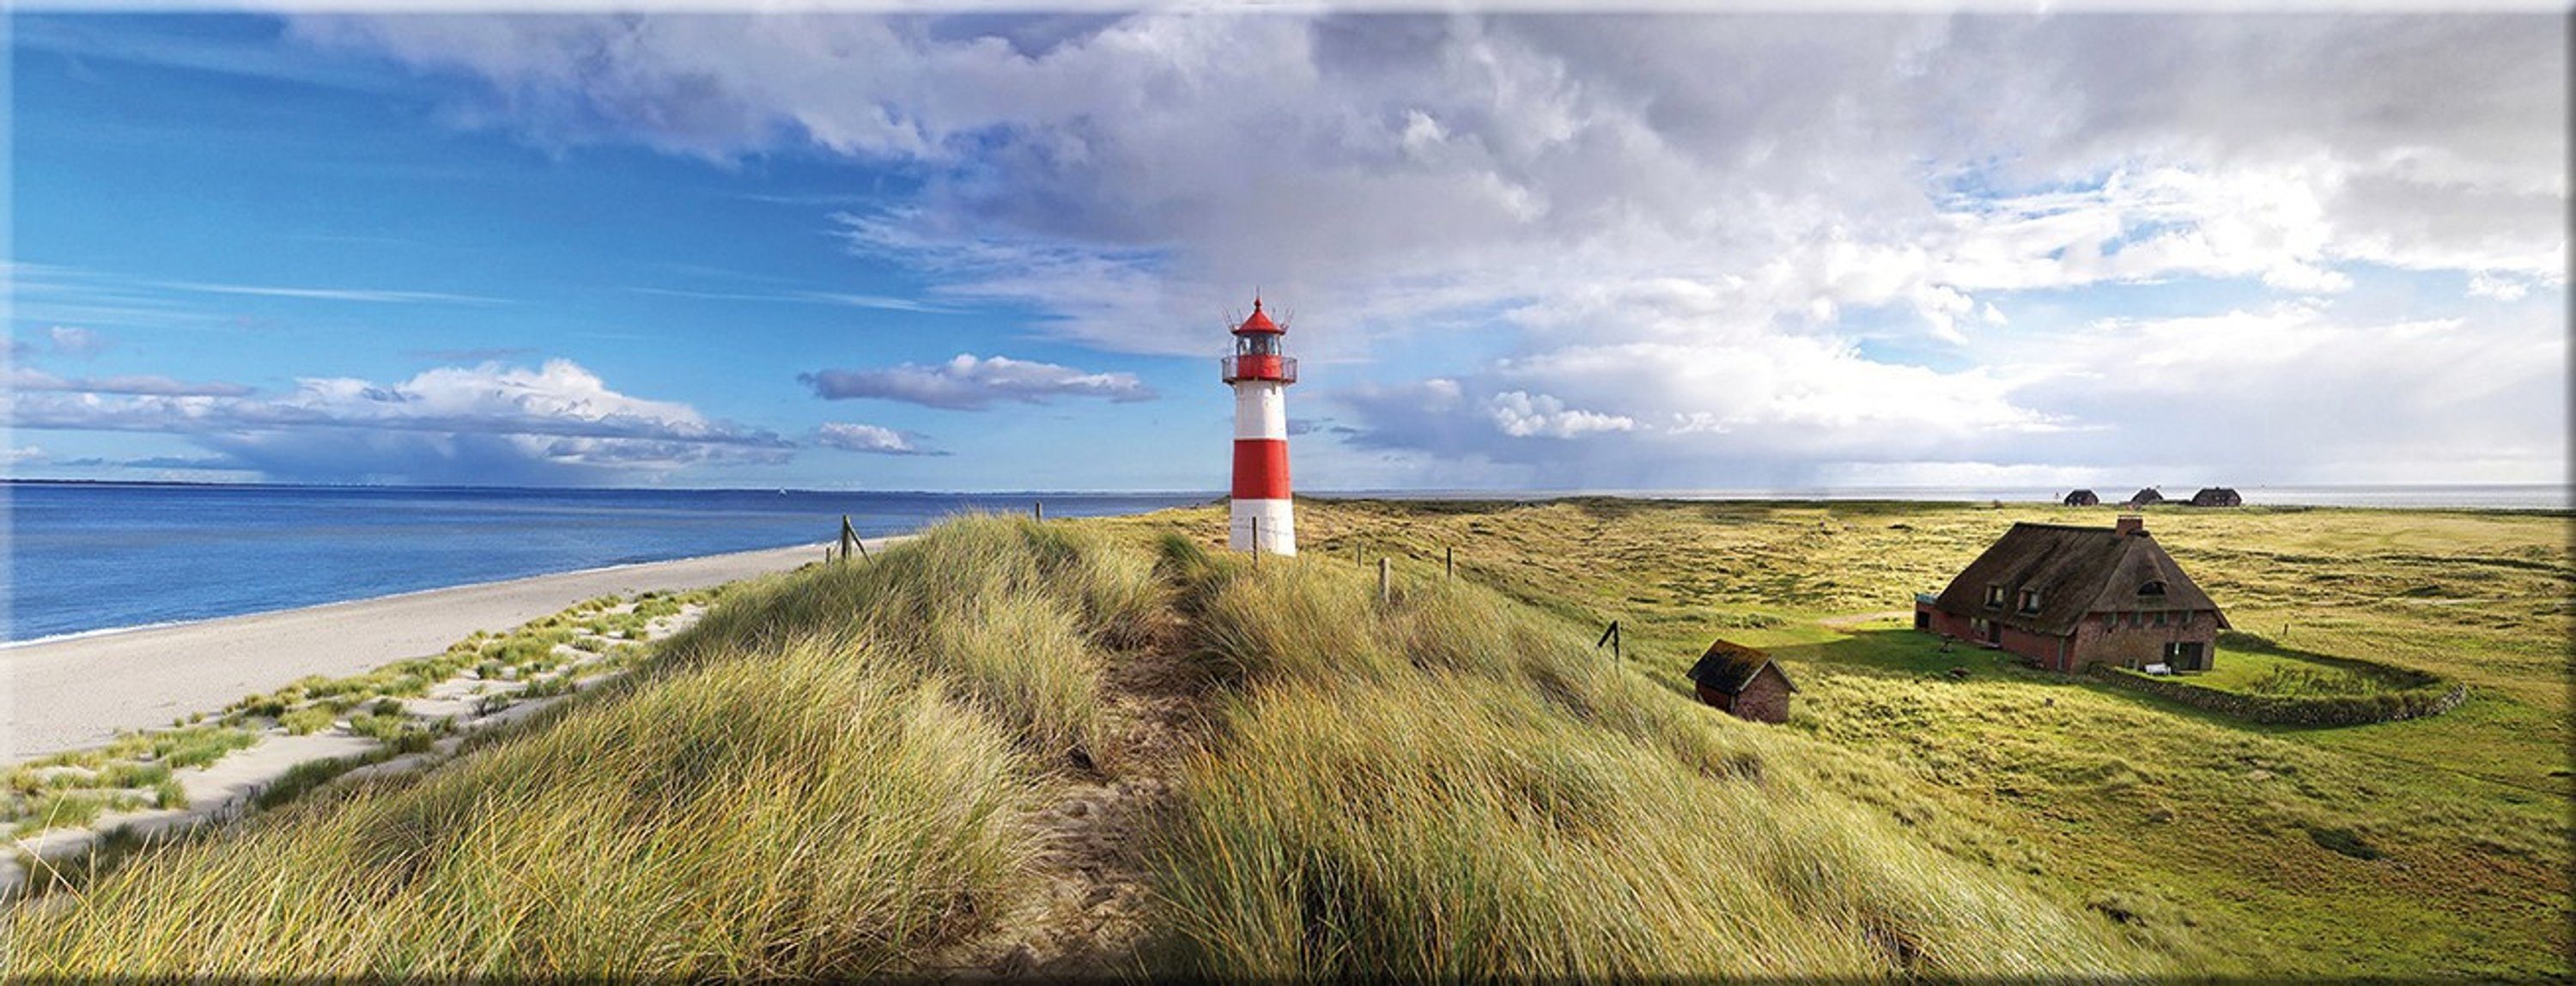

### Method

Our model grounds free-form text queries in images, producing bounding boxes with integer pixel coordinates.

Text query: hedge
[2092,664,2467,727]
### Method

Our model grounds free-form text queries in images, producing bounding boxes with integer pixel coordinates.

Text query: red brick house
[1913,515,2228,673]
[1686,639,1796,723]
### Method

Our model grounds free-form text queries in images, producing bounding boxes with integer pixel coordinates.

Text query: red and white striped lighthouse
[1222,298,1297,555]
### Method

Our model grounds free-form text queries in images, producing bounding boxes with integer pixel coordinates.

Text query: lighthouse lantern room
[1222,298,1297,555]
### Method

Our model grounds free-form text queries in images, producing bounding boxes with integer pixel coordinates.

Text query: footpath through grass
[1088,497,2569,977]
[9,511,2178,979]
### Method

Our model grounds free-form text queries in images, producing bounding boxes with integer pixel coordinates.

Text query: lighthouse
[1222,298,1297,555]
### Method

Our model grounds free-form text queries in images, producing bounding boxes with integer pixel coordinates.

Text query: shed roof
[1929,521,2227,636]
[1686,639,1795,695]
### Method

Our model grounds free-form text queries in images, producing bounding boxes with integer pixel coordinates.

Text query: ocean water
[3,483,1205,642]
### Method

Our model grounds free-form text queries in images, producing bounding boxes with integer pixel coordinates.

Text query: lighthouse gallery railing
[1220,354,1297,384]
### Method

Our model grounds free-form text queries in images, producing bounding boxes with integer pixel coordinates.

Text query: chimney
[2116,514,2145,536]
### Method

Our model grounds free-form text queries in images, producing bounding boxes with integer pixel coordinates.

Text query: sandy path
[3,540,890,759]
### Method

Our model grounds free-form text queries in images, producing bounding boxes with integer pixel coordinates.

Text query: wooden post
[1251,516,1261,565]
[1034,500,1044,521]
[839,515,866,560]
[1444,546,1454,581]
[1379,557,1391,604]
[1596,620,1622,665]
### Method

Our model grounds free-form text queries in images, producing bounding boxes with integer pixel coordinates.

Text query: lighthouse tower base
[1230,498,1297,556]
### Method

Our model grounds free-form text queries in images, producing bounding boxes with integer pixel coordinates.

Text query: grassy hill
[1090,497,2571,977]
[9,513,2183,978]
[14,500,2567,977]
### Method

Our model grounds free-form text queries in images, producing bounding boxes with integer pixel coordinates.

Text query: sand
[3,539,893,760]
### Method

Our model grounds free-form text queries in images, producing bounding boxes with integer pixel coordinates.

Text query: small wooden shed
[1686,639,1797,723]
[2063,489,2100,507]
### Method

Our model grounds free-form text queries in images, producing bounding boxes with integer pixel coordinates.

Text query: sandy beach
[4,539,890,759]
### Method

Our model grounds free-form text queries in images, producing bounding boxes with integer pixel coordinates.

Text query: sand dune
[3,540,881,759]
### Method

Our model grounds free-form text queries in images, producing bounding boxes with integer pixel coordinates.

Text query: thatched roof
[1929,521,2228,636]
[1686,639,1795,695]
[2064,490,2100,506]
[2189,487,2242,507]
[2127,488,2165,506]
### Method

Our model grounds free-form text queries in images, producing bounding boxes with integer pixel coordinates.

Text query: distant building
[1913,515,2228,673]
[2124,487,2165,508]
[1686,639,1796,723]
[2189,487,2243,508]
[2063,489,2101,507]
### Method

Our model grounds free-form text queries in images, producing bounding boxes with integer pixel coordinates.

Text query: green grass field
[1094,497,2570,977]
[9,502,2566,978]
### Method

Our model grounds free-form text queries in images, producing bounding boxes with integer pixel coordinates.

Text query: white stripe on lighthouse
[1229,379,1295,555]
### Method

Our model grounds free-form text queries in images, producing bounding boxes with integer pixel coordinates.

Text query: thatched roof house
[2189,487,2242,507]
[2064,489,2100,507]
[1686,639,1796,723]
[1914,515,2229,673]
[2124,487,2165,508]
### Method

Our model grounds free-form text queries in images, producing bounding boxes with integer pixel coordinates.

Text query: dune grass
[1145,534,2162,980]
[23,503,2532,977]
[1091,497,2573,977]
[6,514,1156,977]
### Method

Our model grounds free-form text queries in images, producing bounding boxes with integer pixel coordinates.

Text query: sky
[3,8,2566,492]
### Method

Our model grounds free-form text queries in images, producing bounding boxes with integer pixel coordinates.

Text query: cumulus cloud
[291,12,2566,485]
[6,359,793,484]
[800,353,1152,410]
[813,421,944,456]
[1484,392,1636,439]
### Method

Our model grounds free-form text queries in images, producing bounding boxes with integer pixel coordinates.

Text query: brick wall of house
[1732,666,1793,723]
[2070,610,2220,670]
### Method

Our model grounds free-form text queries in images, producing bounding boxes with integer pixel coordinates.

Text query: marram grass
[10,514,2166,979]
[1146,536,2165,980]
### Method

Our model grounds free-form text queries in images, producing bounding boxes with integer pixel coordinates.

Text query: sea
[5,481,2564,643]
[3,483,1206,643]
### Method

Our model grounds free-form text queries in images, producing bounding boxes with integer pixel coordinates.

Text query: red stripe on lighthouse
[1231,439,1291,499]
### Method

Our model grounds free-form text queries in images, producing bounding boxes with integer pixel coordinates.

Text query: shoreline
[3,545,834,651]
[3,539,891,760]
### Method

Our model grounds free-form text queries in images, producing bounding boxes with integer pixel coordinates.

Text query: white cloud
[46,326,110,358]
[289,13,2565,485]
[9,368,255,397]
[801,353,1152,410]
[6,359,791,484]
[814,421,942,456]
[154,280,508,305]
[1483,391,1635,439]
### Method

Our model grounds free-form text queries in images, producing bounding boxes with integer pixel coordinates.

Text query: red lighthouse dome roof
[1235,298,1282,335]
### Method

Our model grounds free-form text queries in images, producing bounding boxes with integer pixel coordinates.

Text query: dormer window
[2018,588,2042,613]
[1984,584,2005,607]
[2139,580,2167,598]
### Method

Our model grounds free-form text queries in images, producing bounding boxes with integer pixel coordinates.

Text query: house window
[2140,580,2167,598]
[2154,610,2169,627]
[1984,584,2004,608]
[2102,612,2116,630]
[2019,588,2042,613]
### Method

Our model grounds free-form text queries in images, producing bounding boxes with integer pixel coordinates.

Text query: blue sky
[5,11,2565,491]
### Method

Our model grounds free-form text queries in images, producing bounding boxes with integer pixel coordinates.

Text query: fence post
[1251,516,1261,565]
[1034,500,1044,522]
[1444,546,1454,581]
[1379,557,1391,604]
